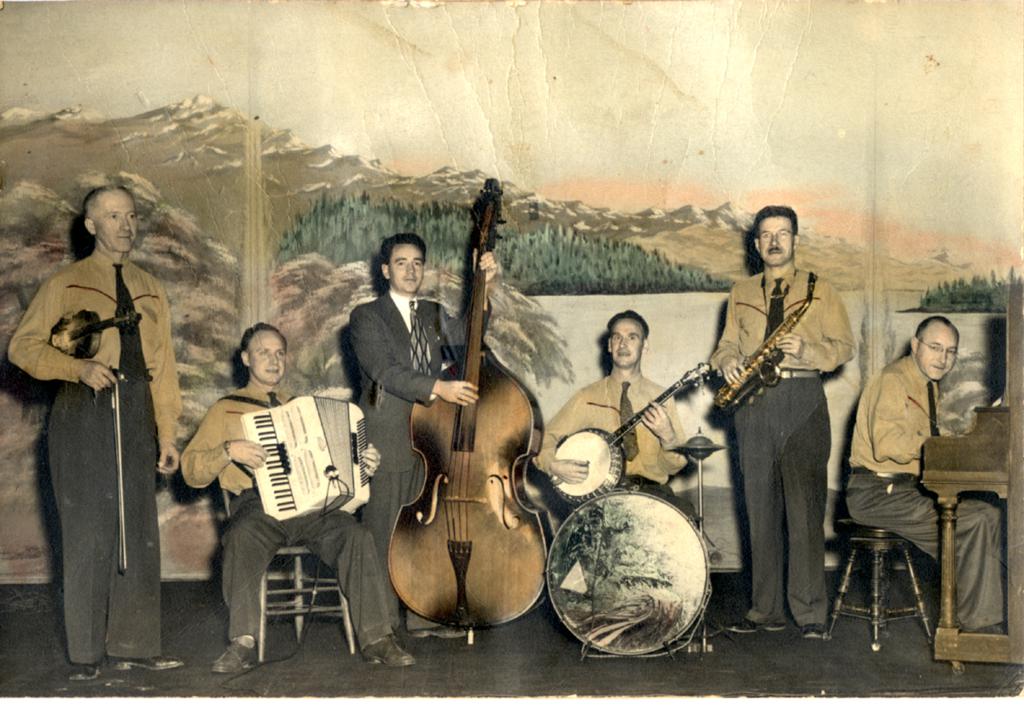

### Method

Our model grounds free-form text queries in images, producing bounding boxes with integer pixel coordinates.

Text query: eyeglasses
[917,338,958,359]
[757,230,793,242]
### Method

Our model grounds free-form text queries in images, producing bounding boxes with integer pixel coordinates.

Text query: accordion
[240,395,371,520]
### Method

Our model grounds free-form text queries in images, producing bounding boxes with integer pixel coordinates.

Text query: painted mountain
[0,95,980,294]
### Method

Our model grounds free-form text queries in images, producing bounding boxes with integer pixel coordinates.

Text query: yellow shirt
[8,251,181,445]
[536,375,687,484]
[710,269,854,374]
[849,355,935,477]
[181,384,292,496]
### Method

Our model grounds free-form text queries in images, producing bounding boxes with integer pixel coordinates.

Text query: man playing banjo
[535,310,693,517]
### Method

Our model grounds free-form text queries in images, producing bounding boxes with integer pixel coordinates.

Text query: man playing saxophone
[710,205,854,640]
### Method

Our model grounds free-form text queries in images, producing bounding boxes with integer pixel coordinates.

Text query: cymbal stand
[679,428,724,654]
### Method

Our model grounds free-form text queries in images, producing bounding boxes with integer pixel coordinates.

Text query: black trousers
[846,469,1004,631]
[734,378,831,627]
[359,464,444,631]
[49,379,161,664]
[223,491,395,649]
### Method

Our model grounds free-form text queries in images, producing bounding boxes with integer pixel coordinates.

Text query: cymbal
[677,429,725,460]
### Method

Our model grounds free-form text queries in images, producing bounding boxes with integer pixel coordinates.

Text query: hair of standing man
[82,185,134,218]
[380,232,427,263]
[751,205,799,236]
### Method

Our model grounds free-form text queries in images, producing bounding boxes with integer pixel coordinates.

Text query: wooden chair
[222,490,356,661]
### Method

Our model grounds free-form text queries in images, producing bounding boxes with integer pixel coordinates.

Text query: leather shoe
[726,618,786,634]
[110,655,184,671]
[408,625,467,639]
[69,663,101,681]
[801,623,827,639]
[211,641,257,674]
[362,635,415,667]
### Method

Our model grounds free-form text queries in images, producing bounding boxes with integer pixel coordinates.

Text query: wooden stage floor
[1,569,1020,698]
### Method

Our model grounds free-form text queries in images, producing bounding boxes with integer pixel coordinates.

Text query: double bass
[388,179,547,628]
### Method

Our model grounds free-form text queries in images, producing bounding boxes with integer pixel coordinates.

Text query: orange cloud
[877,220,1021,272]
[538,178,720,212]
[739,187,868,241]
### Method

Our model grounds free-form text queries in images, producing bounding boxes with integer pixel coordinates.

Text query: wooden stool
[827,519,933,651]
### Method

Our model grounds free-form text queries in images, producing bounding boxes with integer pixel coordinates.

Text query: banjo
[551,363,711,504]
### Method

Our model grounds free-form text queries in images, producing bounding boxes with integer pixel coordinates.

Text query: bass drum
[546,491,710,655]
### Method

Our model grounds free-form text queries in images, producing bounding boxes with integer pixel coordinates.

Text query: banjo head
[553,429,623,503]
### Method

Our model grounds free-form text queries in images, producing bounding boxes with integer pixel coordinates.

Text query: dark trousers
[223,491,394,649]
[846,470,1004,630]
[359,464,447,630]
[734,378,831,627]
[49,379,161,665]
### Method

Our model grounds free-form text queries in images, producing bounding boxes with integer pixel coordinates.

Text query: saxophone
[713,272,817,410]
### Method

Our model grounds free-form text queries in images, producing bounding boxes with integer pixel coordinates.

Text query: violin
[50,310,141,359]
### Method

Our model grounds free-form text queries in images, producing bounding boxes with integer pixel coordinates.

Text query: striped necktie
[409,300,430,374]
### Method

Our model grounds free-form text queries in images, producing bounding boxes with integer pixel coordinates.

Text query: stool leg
[828,546,859,638]
[258,570,268,663]
[900,543,933,639]
[870,547,885,652]
[293,556,305,642]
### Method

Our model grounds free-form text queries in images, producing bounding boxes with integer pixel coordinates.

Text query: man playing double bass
[9,185,183,681]
[535,309,692,518]
[348,232,499,639]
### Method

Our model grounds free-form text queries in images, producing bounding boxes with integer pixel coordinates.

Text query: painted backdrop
[0,0,1020,581]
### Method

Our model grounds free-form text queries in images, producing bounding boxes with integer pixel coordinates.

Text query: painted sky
[1,0,1021,261]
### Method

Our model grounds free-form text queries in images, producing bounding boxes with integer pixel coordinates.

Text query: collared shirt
[536,374,687,484]
[8,251,181,444]
[181,383,293,496]
[388,290,415,332]
[710,268,854,374]
[849,355,937,477]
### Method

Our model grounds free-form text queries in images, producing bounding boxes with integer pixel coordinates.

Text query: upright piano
[921,281,1023,667]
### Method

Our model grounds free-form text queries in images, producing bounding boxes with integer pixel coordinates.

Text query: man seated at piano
[534,310,693,520]
[845,315,1005,633]
[182,323,415,672]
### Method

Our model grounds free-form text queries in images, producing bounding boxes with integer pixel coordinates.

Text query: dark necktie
[113,264,146,377]
[764,277,786,340]
[409,300,430,374]
[927,382,940,437]
[619,382,639,462]
[267,392,281,408]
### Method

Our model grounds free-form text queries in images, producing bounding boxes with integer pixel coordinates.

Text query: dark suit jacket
[349,294,466,475]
